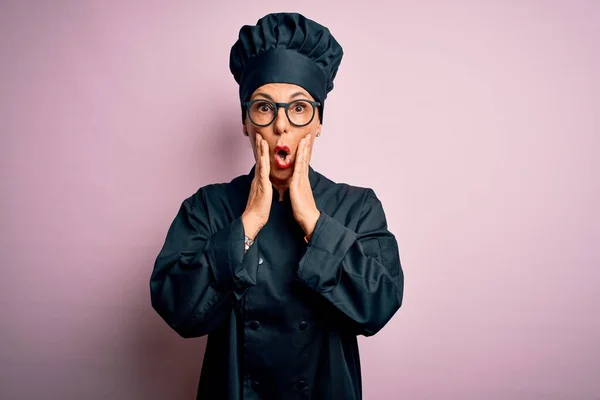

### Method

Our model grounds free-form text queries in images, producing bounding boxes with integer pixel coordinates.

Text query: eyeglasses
[243,99,321,127]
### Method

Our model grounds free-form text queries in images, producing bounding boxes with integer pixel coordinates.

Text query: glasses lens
[287,100,315,126]
[249,101,275,126]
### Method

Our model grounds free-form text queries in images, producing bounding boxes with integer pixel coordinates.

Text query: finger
[261,139,270,182]
[263,139,271,176]
[304,134,311,174]
[255,134,261,164]
[293,137,305,179]
[298,134,307,176]
[307,133,314,167]
[255,134,262,178]
[258,134,264,159]
[258,138,264,177]
[261,139,269,171]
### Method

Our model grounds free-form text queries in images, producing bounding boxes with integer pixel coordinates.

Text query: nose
[272,105,290,135]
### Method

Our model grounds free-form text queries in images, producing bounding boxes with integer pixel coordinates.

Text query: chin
[270,167,293,182]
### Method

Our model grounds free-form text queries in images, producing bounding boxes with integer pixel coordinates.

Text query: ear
[242,124,248,136]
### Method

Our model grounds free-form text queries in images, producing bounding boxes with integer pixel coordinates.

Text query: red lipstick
[274,145,292,169]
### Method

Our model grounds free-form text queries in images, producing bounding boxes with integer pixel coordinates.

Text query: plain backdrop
[1,1,599,399]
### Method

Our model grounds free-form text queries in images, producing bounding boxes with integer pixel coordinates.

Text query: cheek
[306,123,320,144]
[249,129,276,156]
[310,118,321,134]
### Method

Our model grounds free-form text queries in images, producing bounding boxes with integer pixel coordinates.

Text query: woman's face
[243,83,321,185]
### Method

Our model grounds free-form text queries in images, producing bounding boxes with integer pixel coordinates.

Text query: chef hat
[229,12,343,123]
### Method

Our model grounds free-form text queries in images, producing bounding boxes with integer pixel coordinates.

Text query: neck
[270,175,291,202]
[272,182,289,202]
[268,167,312,202]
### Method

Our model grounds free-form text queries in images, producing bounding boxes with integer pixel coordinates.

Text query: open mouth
[277,149,288,159]
[274,145,292,169]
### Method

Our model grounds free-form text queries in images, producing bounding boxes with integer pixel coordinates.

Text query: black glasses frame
[243,99,321,127]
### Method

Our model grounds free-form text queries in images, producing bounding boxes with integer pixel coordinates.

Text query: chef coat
[150,166,404,399]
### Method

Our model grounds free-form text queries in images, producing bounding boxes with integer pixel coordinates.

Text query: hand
[290,133,320,238]
[242,134,272,239]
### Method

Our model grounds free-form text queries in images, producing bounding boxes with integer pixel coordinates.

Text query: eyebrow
[289,91,309,99]
[253,92,274,101]
[252,91,311,101]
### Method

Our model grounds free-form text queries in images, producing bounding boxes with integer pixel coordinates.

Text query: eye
[290,101,308,113]
[255,102,274,113]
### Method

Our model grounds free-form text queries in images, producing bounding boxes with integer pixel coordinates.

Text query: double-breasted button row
[249,378,307,393]
[247,320,307,331]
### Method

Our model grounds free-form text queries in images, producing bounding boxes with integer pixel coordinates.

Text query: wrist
[241,212,263,239]
[301,210,320,239]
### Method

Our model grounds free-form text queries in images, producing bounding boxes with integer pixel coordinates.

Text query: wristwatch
[244,235,255,252]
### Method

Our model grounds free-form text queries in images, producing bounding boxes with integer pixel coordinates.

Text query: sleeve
[149,189,259,338]
[296,189,404,336]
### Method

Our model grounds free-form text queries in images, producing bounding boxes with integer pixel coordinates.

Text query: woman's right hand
[241,133,272,239]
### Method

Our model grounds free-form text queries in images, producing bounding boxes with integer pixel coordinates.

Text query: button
[296,380,308,390]
[249,320,260,330]
[298,321,308,331]
[251,380,260,391]
[258,257,264,265]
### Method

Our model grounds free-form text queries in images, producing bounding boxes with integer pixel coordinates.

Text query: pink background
[1,1,599,399]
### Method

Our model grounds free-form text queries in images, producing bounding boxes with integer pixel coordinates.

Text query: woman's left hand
[290,133,320,239]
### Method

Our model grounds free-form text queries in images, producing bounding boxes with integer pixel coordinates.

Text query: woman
[150,12,404,400]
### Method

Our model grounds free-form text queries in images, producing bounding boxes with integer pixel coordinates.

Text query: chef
[150,12,404,399]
